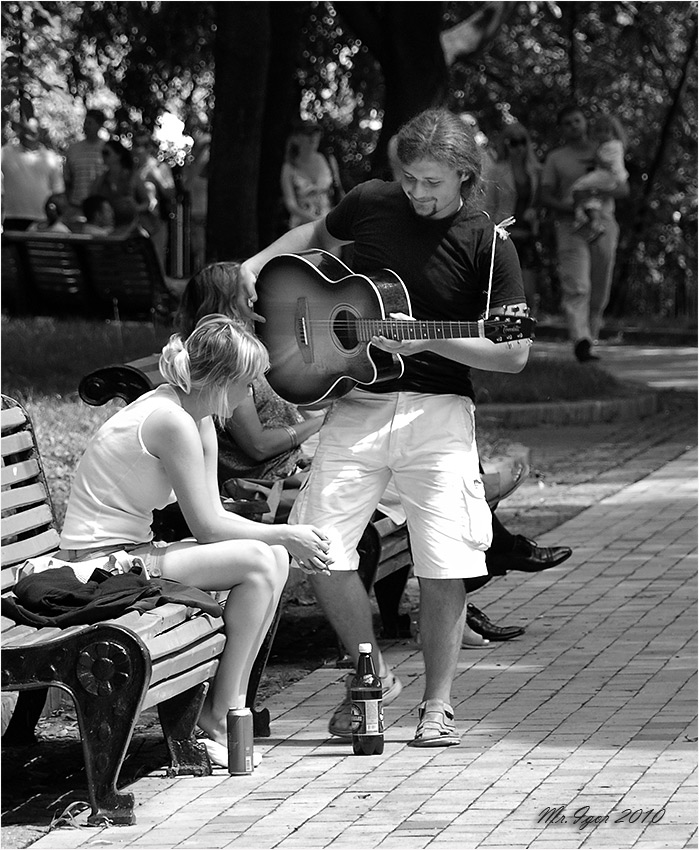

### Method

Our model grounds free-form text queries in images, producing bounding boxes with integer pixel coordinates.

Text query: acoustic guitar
[254,250,535,406]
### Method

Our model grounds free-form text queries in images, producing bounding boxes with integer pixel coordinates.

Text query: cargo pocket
[461,475,493,551]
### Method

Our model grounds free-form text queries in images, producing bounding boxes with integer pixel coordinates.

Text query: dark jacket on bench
[2,566,222,627]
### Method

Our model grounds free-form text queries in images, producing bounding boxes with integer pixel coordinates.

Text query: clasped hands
[281,525,333,576]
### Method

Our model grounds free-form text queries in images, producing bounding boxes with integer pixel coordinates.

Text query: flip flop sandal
[409,700,461,747]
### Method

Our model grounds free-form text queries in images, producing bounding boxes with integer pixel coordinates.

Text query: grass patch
[1,315,172,398]
[473,349,629,404]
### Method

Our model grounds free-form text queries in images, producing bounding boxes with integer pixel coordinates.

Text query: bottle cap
[358,642,372,653]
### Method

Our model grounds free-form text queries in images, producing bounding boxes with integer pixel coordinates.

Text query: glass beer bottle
[350,642,384,755]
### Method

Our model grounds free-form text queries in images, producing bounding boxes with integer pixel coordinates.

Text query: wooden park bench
[0,394,282,826]
[1,231,173,319]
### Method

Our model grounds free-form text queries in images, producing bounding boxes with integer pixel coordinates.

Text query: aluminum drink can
[226,707,254,774]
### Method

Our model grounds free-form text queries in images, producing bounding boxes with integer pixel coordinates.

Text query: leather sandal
[409,699,461,748]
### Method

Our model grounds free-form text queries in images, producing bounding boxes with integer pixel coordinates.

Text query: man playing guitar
[237,108,530,748]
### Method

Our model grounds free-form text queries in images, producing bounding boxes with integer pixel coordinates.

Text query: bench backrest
[82,238,162,316]
[1,232,164,319]
[1,396,60,594]
[79,355,163,407]
[22,236,90,313]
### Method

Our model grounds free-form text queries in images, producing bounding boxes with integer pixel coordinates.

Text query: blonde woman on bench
[58,315,332,768]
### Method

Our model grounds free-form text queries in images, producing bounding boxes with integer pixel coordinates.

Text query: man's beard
[410,198,438,217]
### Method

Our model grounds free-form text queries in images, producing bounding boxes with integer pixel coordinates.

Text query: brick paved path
[32,447,697,850]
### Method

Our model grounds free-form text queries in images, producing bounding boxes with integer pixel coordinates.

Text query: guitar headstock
[483,315,537,343]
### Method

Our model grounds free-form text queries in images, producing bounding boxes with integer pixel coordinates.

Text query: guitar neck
[357,319,484,341]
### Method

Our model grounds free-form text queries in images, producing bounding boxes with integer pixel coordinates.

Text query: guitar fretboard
[355,319,484,341]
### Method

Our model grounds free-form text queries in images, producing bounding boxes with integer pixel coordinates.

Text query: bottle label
[351,699,384,734]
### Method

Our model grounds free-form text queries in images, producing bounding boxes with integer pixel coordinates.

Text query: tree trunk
[565,3,578,98]
[336,2,448,176]
[257,3,309,247]
[208,3,270,260]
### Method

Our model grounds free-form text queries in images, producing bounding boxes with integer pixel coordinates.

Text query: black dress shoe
[488,535,573,573]
[466,604,525,641]
[574,339,599,362]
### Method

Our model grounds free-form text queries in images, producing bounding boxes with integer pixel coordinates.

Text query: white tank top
[60,387,180,549]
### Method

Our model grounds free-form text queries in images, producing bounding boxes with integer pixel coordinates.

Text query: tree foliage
[444,2,697,320]
[1,1,695,320]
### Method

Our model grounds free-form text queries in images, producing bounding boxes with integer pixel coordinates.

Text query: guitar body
[255,251,411,405]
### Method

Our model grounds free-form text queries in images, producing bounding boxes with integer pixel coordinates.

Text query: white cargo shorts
[290,389,491,579]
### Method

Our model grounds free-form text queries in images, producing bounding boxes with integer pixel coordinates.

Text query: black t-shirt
[325,180,525,399]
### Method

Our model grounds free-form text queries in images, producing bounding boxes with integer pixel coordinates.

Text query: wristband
[283,425,298,450]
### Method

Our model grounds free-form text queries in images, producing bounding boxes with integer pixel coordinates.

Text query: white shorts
[290,390,491,580]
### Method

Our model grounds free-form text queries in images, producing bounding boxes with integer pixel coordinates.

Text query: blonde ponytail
[159,334,192,392]
[158,314,269,419]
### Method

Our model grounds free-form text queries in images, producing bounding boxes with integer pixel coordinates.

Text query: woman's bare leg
[157,539,289,745]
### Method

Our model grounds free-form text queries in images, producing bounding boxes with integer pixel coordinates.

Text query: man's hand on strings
[370,312,431,355]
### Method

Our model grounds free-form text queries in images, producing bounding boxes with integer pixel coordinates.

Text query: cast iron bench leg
[158,683,211,776]
[3,626,150,825]
[68,629,151,825]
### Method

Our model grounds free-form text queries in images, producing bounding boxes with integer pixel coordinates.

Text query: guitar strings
[298,317,530,341]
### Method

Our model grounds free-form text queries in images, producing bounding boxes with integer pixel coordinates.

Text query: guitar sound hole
[333,309,359,350]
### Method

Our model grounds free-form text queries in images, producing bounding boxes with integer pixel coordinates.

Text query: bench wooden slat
[107,604,220,646]
[1,482,50,512]
[374,516,405,538]
[2,623,67,646]
[142,658,220,712]
[2,619,39,642]
[107,601,188,640]
[1,406,28,431]
[150,633,226,686]
[1,566,19,593]
[1,458,40,488]
[380,532,410,561]
[1,529,61,569]
[148,615,224,662]
[1,621,99,648]
[2,504,54,539]
[375,550,413,583]
[1,430,33,455]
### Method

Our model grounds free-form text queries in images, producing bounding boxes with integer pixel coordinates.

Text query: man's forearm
[427,337,530,373]
[242,222,320,276]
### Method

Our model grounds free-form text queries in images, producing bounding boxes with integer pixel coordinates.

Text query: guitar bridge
[295,298,313,363]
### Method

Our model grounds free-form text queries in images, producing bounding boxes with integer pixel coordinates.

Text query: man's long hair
[395,109,483,209]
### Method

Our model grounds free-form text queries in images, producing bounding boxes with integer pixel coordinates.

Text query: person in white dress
[280,121,343,229]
